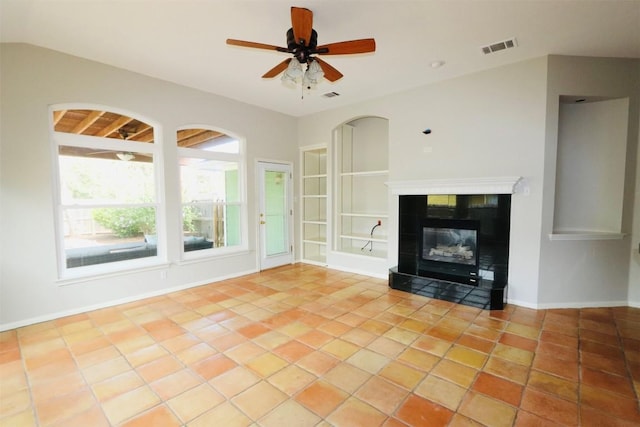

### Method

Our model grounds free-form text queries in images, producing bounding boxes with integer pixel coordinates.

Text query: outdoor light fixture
[116,152,135,161]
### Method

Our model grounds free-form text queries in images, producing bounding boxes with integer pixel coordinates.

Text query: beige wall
[298,57,549,306]
[298,55,640,308]
[0,43,297,328]
[539,56,640,307]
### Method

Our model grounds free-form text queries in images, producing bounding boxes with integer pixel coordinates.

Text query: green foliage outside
[93,207,156,238]
[93,205,200,237]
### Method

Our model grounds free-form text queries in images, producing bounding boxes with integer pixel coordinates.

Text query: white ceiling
[2,0,639,117]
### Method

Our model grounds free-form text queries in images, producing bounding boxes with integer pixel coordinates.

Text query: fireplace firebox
[418,218,480,285]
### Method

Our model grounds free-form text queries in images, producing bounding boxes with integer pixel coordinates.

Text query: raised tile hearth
[389,267,507,310]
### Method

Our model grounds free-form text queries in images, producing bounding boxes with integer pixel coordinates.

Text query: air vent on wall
[481,37,518,55]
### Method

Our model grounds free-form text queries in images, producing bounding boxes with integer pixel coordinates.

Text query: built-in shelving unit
[301,147,328,264]
[335,118,389,261]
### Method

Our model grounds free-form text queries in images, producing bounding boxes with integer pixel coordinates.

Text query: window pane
[63,207,157,268]
[177,129,239,153]
[182,203,241,250]
[54,110,155,143]
[58,149,155,204]
[180,158,239,203]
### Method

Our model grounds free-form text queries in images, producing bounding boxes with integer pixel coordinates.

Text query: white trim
[178,133,248,261]
[505,298,538,309]
[49,104,165,280]
[176,249,252,265]
[256,160,295,270]
[386,176,522,195]
[548,232,626,241]
[326,263,388,280]
[1,268,258,332]
[299,143,328,152]
[506,297,631,310]
[534,300,630,309]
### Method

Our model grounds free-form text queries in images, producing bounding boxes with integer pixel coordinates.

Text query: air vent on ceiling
[323,92,340,98]
[481,37,518,55]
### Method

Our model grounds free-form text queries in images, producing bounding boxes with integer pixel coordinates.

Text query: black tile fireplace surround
[390,194,511,310]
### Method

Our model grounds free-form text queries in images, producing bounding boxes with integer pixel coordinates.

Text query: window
[52,108,162,277]
[177,128,245,257]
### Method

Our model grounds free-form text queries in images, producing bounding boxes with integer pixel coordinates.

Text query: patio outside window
[52,108,162,276]
[177,128,245,257]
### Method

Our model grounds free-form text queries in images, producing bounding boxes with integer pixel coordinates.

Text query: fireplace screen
[421,226,477,266]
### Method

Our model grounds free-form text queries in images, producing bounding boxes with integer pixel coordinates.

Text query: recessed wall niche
[553,96,629,236]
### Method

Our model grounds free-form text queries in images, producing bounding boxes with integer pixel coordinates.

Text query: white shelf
[303,219,326,224]
[334,118,388,264]
[339,233,387,243]
[301,146,328,265]
[549,231,626,241]
[303,236,327,244]
[341,170,388,177]
[340,212,388,218]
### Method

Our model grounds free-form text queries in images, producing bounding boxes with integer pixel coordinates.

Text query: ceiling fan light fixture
[283,59,303,80]
[227,6,375,90]
[303,59,324,87]
[116,152,135,161]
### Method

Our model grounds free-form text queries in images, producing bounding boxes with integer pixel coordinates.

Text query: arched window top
[177,128,240,154]
[53,109,155,143]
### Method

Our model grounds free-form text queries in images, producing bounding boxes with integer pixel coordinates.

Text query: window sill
[177,248,251,265]
[548,231,626,241]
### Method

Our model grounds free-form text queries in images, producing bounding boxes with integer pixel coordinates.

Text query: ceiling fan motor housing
[287,28,318,63]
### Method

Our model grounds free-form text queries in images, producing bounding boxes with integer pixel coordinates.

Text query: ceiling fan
[226,6,375,84]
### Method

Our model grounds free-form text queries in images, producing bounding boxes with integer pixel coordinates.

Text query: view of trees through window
[178,129,243,254]
[53,109,160,271]
[53,109,246,274]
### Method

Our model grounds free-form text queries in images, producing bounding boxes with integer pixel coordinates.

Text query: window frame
[176,126,248,260]
[50,105,166,280]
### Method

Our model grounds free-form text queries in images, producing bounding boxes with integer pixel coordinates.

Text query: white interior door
[257,161,293,270]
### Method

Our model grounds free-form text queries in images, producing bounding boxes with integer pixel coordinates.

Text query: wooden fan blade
[226,39,287,52]
[291,7,313,46]
[316,38,376,55]
[262,58,292,78]
[314,57,343,82]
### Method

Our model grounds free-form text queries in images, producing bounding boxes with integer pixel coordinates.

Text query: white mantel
[386,176,522,195]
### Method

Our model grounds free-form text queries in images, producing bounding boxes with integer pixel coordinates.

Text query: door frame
[256,159,294,271]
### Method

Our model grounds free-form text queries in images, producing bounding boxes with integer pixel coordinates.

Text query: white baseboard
[0,268,258,332]
[507,298,631,310]
[326,263,388,280]
[505,298,538,309]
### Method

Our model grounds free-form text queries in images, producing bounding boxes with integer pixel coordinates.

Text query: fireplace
[418,218,480,285]
[390,191,513,310]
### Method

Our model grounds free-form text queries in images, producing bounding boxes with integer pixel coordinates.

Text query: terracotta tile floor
[1,264,639,426]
